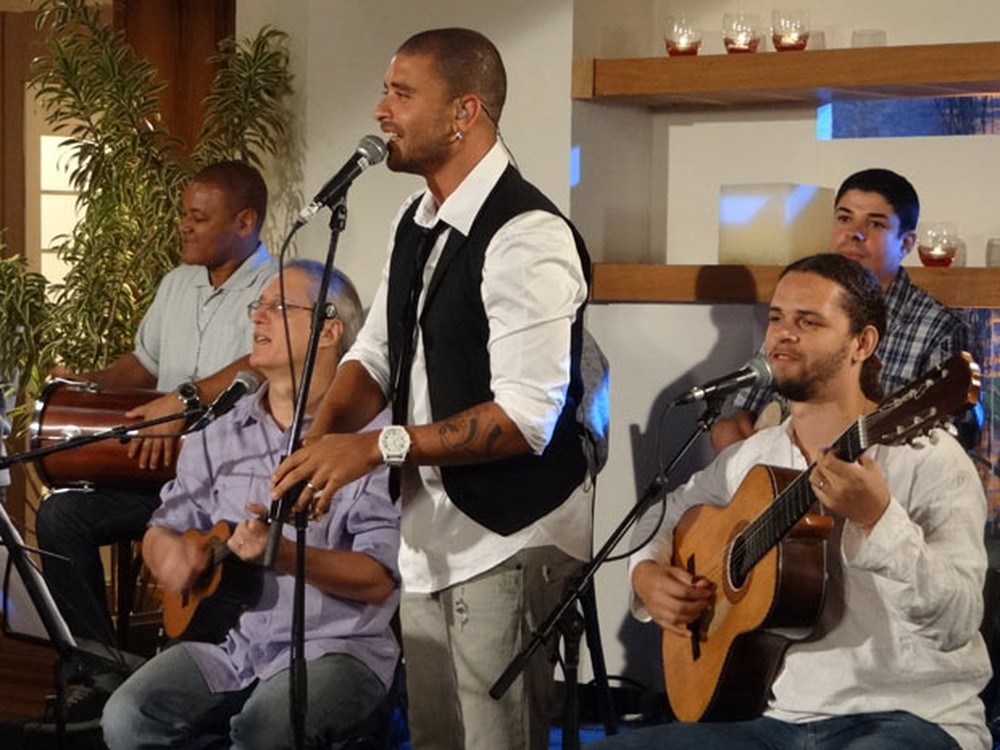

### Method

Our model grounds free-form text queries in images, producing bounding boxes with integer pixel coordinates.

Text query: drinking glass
[771,9,810,51]
[851,28,888,48]
[917,222,962,267]
[723,12,763,54]
[985,238,1000,267]
[665,15,702,57]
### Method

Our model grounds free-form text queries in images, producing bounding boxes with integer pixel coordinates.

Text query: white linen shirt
[344,143,593,593]
[628,421,992,750]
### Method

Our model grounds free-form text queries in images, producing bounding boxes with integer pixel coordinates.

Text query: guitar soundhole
[728,536,748,590]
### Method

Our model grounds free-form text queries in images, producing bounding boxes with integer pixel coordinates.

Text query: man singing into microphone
[102,261,399,749]
[272,28,592,750]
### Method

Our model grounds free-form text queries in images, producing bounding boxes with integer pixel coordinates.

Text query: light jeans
[102,643,386,749]
[583,712,961,750]
[401,545,583,750]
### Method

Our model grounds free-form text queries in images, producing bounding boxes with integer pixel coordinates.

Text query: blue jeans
[102,643,387,749]
[583,712,961,750]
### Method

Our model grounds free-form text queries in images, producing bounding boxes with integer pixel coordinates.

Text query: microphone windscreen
[358,134,388,166]
[746,353,773,389]
[234,370,261,396]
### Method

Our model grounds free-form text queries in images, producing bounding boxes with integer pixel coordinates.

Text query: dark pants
[35,486,161,645]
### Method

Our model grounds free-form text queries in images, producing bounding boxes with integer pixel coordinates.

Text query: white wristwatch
[378,425,411,467]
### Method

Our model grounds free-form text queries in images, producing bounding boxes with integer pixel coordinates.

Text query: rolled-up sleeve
[482,211,587,453]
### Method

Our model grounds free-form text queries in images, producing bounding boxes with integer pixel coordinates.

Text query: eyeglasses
[247,299,315,319]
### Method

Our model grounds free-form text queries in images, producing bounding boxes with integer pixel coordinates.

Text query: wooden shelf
[573,42,1000,109]
[591,263,1000,308]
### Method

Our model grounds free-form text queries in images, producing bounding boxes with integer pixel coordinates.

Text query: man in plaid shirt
[711,168,975,453]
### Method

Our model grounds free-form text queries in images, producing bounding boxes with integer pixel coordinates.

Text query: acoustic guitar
[662,352,981,722]
[161,521,264,643]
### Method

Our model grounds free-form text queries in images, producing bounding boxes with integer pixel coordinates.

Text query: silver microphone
[295,135,388,226]
[672,354,772,406]
[186,371,261,432]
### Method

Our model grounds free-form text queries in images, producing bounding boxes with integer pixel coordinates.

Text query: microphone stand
[489,395,729,747]
[0,496,75,749]
[263,197,348,750]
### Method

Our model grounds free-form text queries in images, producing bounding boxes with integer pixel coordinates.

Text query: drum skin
[30,380,178,490]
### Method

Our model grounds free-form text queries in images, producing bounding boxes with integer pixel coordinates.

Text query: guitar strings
[670,410,882,592]
[663,361,960,602]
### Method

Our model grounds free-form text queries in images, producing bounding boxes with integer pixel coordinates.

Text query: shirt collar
[193,242,272,290]
[883,266,911,316]
[412,142,510,236]
[233,382,271,427]
[234,381,315,434]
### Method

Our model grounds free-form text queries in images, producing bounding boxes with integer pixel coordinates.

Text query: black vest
[386,165,591,535]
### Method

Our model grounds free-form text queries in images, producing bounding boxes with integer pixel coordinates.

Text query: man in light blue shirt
[36,161,276,663]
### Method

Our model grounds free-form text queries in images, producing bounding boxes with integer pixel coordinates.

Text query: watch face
[380,426,410,463]
[178,382,199,404]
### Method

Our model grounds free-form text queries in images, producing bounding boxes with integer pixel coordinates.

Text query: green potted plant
[0,0,295,435]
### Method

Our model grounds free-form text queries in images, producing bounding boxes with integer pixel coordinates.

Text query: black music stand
[1,499,145,744]
[0,497,84,747]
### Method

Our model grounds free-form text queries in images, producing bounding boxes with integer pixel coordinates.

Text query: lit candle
[774,30,809,51]
[665,31,701,56]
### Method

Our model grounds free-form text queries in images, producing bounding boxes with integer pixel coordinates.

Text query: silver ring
[817,478,826,490]
[306,481,318,492]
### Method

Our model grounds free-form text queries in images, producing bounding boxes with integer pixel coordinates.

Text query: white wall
[237,0,575,304]
[575,0,1000,692]
[237,0,998,697]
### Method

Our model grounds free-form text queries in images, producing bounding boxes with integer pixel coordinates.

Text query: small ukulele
[161,521,264,643]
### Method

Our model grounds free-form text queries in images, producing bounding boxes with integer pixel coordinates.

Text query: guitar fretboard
[730,417,867,586]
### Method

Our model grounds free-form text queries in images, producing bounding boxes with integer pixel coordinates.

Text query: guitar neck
[734,418,865,580]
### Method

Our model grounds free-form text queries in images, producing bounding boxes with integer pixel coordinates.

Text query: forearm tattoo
[438,412,504,458]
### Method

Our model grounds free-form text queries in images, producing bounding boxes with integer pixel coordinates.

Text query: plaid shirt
[734,267,971,415]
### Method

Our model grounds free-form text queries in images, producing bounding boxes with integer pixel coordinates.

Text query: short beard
[773,341,852,405]
[775,377,812,403]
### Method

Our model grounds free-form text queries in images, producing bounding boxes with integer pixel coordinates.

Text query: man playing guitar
[588,253,991,750]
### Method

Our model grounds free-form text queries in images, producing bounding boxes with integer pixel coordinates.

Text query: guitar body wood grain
[663,465,831,722]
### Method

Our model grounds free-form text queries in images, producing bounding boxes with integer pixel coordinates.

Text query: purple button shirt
[150,388,399,692]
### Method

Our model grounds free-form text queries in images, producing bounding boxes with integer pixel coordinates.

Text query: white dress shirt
[345,142,593,593]
[628,421,991,750]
